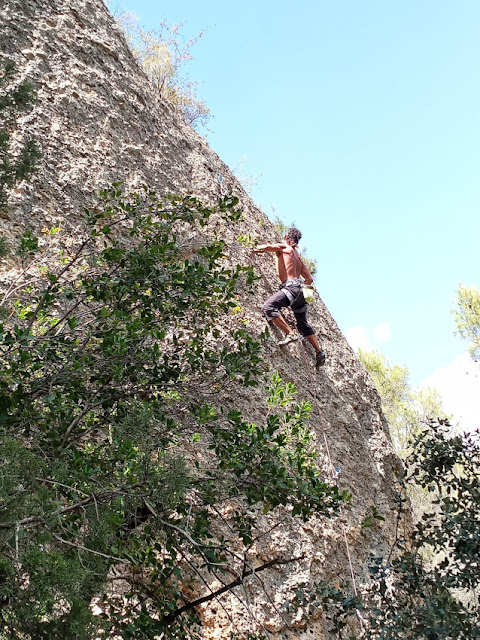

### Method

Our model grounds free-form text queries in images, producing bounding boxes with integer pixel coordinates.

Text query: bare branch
[26,238,90,331]
[162,555,305,623]
[53,534,126,563]
[0,483,146,530]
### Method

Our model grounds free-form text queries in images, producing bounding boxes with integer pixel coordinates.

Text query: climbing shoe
[278,334,299,346]
[315,351,326,368]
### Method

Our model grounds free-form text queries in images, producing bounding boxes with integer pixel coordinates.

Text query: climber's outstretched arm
[252,242,286,253]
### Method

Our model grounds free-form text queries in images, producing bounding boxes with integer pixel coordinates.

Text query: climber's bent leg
[262,291,295,337]
[292,310,315,338]
[305,333,321,351]
[272,315,295,336]
[294,310,326,367]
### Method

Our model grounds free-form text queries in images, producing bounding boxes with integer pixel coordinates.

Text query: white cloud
[422,353,480,433]
[345,322,392,352]
[121,10,139,22]
[345,326,371,351]
[373,322,392,342]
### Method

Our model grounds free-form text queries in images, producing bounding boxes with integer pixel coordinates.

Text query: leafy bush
[303,420,480,639]
[0,185,347,638]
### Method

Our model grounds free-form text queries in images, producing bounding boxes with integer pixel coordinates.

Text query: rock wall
[0,1,406,637]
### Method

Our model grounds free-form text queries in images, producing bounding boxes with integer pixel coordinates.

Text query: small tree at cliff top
[116,12,210,130]
[0,185,348,639]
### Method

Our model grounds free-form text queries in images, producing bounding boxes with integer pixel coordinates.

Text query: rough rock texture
[1,1,407,637]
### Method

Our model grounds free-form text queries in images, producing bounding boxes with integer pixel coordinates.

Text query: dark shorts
[261,282,315,337]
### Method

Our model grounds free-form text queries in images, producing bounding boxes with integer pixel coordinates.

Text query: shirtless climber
[252,227,326,368]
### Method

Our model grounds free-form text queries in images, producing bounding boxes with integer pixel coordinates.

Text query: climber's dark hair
[286,227,302,246]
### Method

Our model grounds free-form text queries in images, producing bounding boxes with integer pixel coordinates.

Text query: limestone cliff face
[1,1,405,637]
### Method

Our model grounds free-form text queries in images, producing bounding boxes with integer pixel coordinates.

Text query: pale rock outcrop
[0,1,406,637]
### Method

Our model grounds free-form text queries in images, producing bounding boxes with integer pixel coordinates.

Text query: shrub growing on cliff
[0,185,348,638]
[116,13,210,130]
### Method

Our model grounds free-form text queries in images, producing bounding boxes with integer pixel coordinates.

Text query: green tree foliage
[0,185,348,638]
[292,421,480,639]
[359,350,447,458]
[359,350,450,532]
[363,422,480,640]
[116,13,210,130]
[0,59,41,214]
[271,215,317,276]
[454,284,480,362]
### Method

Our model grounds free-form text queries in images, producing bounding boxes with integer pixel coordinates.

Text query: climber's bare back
[274,243,304,282]
[252,237,313,285]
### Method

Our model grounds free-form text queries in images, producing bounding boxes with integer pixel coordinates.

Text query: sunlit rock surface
[0,1,407,637]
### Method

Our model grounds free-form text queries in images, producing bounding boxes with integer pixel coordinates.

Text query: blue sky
[109,0,480,428]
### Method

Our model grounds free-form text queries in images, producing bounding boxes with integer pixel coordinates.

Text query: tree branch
[162,554,305,623]
[53,534,125,562]
[0,483,146,530]
[61,384,114,446]
[26,238,90,331]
